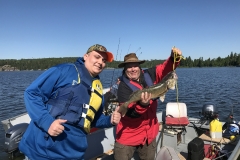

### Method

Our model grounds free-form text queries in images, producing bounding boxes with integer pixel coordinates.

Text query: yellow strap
[84,79,103,133]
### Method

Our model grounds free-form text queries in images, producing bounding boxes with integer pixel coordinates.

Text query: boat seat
[156,146,181,160]
[165,102,189,127]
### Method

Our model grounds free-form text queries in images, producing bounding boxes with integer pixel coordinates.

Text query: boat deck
[88,121,239,160]
[1,112,240,160]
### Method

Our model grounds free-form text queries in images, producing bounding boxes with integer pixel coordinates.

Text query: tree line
[0,52,239,71]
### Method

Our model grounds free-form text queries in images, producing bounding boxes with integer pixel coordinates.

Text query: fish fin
[159,95,165,102]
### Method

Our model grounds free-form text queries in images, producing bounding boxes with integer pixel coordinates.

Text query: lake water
[0,67,240,159]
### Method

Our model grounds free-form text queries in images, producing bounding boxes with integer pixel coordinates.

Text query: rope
[158,47,186,152]
[172,46,185,121]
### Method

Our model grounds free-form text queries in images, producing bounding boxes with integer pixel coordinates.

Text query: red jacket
[116,57,179,146]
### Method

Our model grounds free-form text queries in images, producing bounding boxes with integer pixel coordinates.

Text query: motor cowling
[4,123,28,153]
[201,104,218,121]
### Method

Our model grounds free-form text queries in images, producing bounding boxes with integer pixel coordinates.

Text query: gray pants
[114,139,156,160]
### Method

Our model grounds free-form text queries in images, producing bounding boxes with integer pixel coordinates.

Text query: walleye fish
[118,71,178,116]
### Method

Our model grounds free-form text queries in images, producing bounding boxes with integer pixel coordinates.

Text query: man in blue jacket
[19,44,121,160]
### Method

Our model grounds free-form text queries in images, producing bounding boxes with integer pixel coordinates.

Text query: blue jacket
[19,57,112,160]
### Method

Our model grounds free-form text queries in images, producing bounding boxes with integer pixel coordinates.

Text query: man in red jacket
[114,47,182,160]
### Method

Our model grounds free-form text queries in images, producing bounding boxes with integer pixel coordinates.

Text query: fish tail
[118,102,129,117]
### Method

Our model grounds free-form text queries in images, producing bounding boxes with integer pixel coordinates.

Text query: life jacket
[47,62,103,133]
[122,70,154,92]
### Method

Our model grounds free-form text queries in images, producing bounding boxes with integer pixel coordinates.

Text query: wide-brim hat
[87,44,114,62]
[118,53,145,68]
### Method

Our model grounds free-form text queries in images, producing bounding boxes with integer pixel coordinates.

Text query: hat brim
[118,60,145,68]
[105,52,114,62]
[88,51,113,62]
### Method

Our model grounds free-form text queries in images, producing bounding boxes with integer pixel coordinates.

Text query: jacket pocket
[48,91,74,118]
[37,124,87,159]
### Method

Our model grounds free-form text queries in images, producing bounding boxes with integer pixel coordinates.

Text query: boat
[1,88,240,160]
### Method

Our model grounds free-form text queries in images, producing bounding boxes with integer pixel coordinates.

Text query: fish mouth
[167,80,177,90]
[168,85,176,90]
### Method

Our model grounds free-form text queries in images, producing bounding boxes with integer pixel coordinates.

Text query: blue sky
[0,0,239,61]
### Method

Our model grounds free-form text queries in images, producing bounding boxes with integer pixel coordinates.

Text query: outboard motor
[4,123,28,154]
[201,104,218,122]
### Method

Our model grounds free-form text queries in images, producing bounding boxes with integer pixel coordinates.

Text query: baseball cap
[86,44,114,62]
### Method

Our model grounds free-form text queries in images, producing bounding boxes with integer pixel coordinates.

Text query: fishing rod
[127,44,131,54]
[120,49,122,63]
[104,39,121,115]
[117,50,122,75]
[135,47,141,54]
[135,47,142,58]
[109,38,121,87]
[138,52,142,59]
